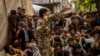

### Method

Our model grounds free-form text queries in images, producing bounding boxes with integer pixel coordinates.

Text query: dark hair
[16,23,22,30]
[17,7,22,10]
[17,23,22,26]
[71,16,76,20]
[10,10,16,15]
[33,15,37,18]
[21,15,27,19]
[61,30,67,33]
[39,8,48,17]
[68,38,74,42]
[25,41,29,44]
[54,42,62,48]
[54,37,62,43]
[73,43,81,50]
[22,8,25,11]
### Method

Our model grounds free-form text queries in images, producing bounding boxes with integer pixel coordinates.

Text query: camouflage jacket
[36,18,51,38]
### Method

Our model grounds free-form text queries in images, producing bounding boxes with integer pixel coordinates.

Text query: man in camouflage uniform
[36,18,51,56]
[36,7,64,56]
[36,8,51,56]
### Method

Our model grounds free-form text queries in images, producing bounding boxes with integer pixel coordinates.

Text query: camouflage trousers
[38,36,51,56]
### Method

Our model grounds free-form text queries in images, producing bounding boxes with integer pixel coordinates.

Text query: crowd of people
[5,7,100,56]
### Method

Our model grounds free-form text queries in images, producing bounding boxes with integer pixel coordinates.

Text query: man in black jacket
[54,42,69,56]
[18,26,33,50]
